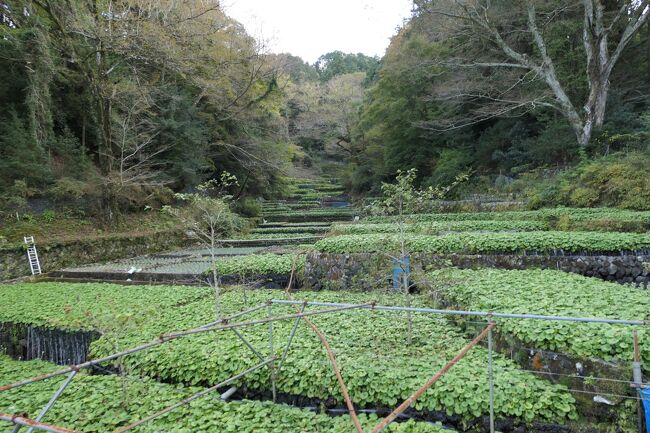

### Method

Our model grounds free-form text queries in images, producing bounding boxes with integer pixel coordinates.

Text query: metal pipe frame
[277,303,306,372]
[487,324,495,433]
[268,305,277,403]
[21,371,79,433]
[199,304,267,330]
[112,358,274,433]
[231,328,266,363]
[0,303,371,392]
[270,299,648,326]
[0,414,81,433]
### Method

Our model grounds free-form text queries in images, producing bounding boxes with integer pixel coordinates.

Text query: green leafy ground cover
[214,254,305,276]
[0,357,447,433]
[261,202,322,212]
[282,178,346,201]
[289,193,346,201]
[365,208,650,224]
[1,283,576,424]
[266,209,355,219]
[315,231,650,254]
[0,212,180,246]
[285,201,322,207]
[89,291,578,422]
[279,208,355,215]
[429,269,650,364]
[330,220,547,235]
[0,283,209,330]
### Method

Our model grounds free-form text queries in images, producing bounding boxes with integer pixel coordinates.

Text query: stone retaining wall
[0,231,191,281]
[450,319,636,425]
[303,252,650,291]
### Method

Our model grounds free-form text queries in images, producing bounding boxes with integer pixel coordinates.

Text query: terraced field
[0,356,449,433]
[1,283,576,432]
[48,178,357,283]
[3,205,649,433]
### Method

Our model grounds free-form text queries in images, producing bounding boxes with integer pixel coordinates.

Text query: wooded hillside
[346,0,650,208]
[2,0,649,223]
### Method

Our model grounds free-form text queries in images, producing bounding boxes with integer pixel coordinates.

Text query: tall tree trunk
[647,20,650,83]
[578,75,610,148]
[96,90,119,222]
[441,0,650,149]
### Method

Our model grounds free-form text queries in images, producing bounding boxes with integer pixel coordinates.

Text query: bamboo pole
[370,322,496,433]
[0,414,81,433]
[282,258,365,433]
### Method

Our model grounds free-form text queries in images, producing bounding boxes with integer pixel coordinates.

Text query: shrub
[521,152,650,210]
[41,209,57,223]
[212,253,304,276]
[232,197,262,218]
[47,177,88,201]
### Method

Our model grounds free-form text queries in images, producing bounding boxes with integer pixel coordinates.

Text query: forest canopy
[1,0,649,219]
[346,0,650,197]
[0,0,297,219]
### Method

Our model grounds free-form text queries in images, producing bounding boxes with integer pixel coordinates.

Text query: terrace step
[220,236,324,247]
[251,226,330,234]
[258,222,332,229]
[264,213,355,223]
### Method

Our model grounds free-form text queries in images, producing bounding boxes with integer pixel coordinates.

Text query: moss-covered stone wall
[303,252,650,291]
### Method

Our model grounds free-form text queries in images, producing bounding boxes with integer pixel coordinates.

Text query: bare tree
[419,0,650,147]
[287,72,365,156]
[30,0,279,219]
[106,84,173,209]
[165,174,241,320]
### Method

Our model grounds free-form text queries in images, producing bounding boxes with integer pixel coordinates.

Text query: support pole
[268,304,277,403]
[370,322,496,433]
[298,313,365,433]
[282,260,364,433]
[231,328,266,363]
[487,321,495,433]
[0,414,80,433]
[277,303,306,372]
[112,358,273,433]
[20,371,79,433]
[199,304,267,330]
[269,299,648,326]
[632,331,643,433]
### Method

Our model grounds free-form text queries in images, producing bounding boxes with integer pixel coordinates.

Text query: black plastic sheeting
[0,322,99,365]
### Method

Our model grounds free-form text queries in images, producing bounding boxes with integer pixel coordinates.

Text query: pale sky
[223,0,414,64]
